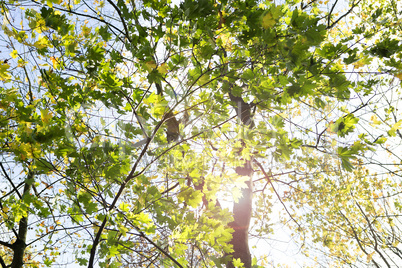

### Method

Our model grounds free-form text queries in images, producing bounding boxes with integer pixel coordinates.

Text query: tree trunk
[11,173,32,268]
[226,93,254,268]
[227,164,253,268]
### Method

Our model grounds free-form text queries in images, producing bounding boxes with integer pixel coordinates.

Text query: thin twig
[254,159,301,229]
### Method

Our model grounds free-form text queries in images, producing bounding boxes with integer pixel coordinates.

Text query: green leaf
[388,120,402,137]
[337,147,356,171]
[330,114,359,137]
[270,115,285,128]
[233,258,245,268]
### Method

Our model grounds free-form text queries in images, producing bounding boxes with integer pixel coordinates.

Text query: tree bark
[11,173,32,268]
[226,92,254,268]
[0,255,7,268]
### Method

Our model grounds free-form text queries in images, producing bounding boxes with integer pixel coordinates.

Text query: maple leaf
[144,60,157,72]
[395,73,402,80]
[41,109,52,124]
[0,62,11,80]
[262,13,275,29]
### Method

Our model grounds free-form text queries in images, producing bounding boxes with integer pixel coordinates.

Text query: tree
[1,0,402,267]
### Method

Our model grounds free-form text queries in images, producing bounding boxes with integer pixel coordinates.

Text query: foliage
[0,0,402,267]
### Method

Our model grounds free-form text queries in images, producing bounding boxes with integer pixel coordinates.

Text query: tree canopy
[1,0,402,267]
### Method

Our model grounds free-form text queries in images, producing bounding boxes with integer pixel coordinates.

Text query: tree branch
[327,0,361,30]
[0,163,22,199]
[0,255,6,268]
[106,0,132,43]
[0,240,12,249]
[327,0,339,28]
[254,159,301,230]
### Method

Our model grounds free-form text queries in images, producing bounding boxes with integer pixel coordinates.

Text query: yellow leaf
[76,123,87,132]
[50,56,60,69]
[197,74,210,86]
[0,62,11,81]
[144,60,157,72]
[370,115,382,125]
[157,63,168,74]
[388,120,402,137]
[218,33,233,50]
[10,50,18,59]
[352,55,372,69]
[46,0,62,7]
[367,251,375,262]
[25,122,33,135]
[18,58,27,68]
[395,73,402,80]
[82,25,91,36]
[262,13,275,29]
[2,12,10,27]
[33,35,50,49]
[40,109,52,124]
